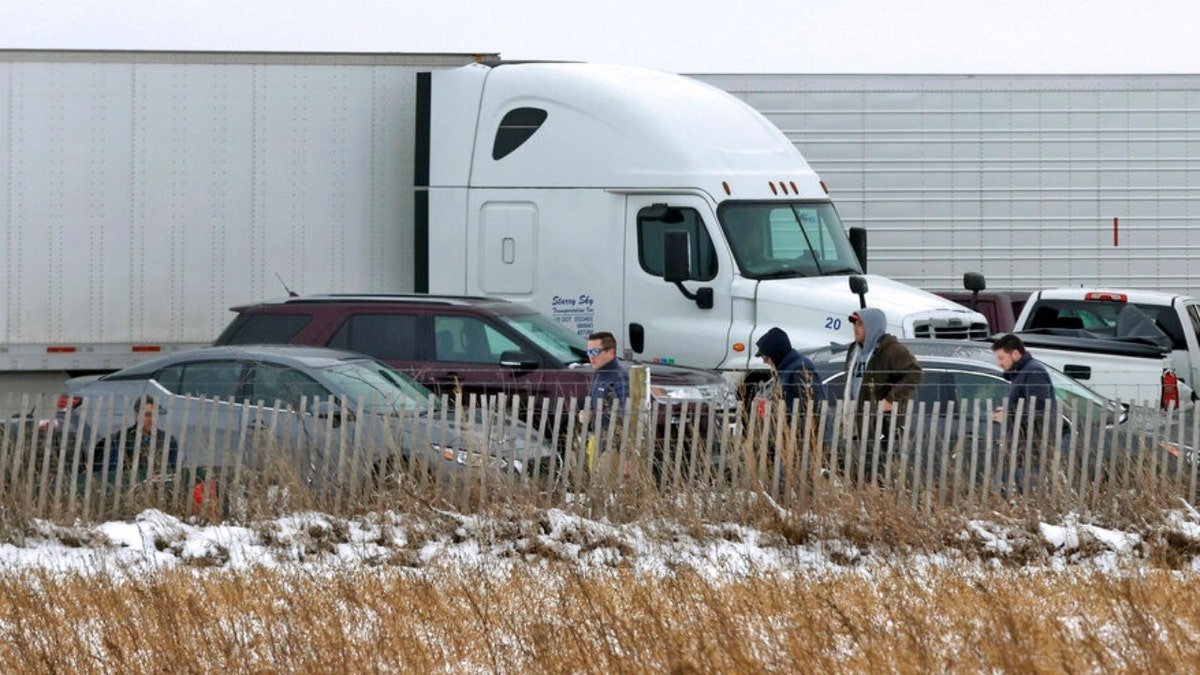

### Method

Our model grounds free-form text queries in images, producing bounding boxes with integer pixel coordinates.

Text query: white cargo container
[0,50,487,372]
[697,74,1200,297]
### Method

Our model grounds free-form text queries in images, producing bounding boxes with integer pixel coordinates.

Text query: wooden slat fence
[2,391,1196,523]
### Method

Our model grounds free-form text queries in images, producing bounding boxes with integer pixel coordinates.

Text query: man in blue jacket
[991,333,1059,448]
[580,331,629,476]
[754,326,827,422]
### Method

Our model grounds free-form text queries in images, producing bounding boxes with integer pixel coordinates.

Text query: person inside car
[94,395,179,482]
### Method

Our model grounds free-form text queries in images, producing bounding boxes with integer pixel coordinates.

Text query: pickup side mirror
[499,350,541,370]
[662,230,713,310]
[963,271,987,311]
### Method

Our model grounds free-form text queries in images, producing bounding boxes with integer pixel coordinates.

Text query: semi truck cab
[420,61,988,389]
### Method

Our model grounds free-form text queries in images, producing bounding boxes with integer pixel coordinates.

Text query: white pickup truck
[1011,288,1200,408]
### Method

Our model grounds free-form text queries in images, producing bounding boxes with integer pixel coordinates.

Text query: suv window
[329,314,428,360]
[218,313,311,345]
[433,315,520,364]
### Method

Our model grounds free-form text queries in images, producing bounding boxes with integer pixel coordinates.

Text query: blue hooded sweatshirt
[755,327,827,416]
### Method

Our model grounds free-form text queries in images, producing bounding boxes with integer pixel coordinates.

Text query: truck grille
[913,321,990,340]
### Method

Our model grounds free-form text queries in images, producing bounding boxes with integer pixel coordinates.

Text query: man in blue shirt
[579,331,629,475]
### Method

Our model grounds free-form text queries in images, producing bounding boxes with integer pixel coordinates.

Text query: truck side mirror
[849,275,869,308]
[661,231,713,310]
[849,227,868,273]
[963,272,987,311]
[662,231,691,283]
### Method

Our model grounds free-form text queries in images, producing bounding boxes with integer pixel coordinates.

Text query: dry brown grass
[0,560,1198,672]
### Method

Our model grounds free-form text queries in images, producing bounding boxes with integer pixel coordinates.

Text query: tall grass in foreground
[0,563,1197,672]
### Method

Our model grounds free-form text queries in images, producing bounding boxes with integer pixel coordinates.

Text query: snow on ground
[4,503,1200,578]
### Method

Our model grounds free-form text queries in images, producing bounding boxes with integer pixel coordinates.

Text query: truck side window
[636,207,717,281]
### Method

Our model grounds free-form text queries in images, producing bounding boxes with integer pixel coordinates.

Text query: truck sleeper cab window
[636,206,717,281]
[493,107,548,160]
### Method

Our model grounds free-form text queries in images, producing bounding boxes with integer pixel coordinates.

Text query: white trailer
[697,74,1200,297]
[0,50,488,373]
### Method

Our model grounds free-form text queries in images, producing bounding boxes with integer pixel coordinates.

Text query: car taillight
[56,395,81,412]
[1085,292,1128,302]
[1162,369,1179,410]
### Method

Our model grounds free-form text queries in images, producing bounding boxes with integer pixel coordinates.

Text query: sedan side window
[170,361,244,400]
[951,372,1009,408]
[248,363,330,409]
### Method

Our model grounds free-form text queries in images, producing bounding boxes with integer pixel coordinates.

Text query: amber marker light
[722,181,731,195]
[733,343,746,352]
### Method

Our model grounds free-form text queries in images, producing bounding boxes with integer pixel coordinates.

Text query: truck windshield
[718,202,862,280]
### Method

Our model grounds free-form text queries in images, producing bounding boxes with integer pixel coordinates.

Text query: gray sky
[2,0,1198,74]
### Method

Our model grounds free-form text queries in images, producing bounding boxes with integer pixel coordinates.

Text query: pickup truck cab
[937,290,1030,335]
[1013,288,1200,407]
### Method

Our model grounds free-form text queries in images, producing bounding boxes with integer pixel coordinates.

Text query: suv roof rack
[268,293,500,306]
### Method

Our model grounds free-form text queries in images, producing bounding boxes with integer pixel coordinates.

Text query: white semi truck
[0,51,986,395]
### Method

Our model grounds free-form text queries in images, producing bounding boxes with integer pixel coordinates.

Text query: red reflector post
[193,480,220,518]
[1163,370,1180,410]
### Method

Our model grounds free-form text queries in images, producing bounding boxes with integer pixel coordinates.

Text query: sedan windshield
[497,311,588,363]
[320,361,437,414]
[718,201,862,280]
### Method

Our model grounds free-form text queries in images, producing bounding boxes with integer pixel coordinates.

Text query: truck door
[623,196,733,368]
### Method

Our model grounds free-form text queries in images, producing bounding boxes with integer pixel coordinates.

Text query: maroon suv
[214,294,737,436]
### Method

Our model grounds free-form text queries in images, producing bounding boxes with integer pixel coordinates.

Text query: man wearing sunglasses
[579,331,629,426]
[579,331,629,475]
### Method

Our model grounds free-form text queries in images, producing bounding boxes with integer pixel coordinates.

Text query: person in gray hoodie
[843,307,923,441]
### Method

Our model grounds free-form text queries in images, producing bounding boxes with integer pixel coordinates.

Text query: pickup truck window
[1026,300,1188,349]
[1188,305,1200,348]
